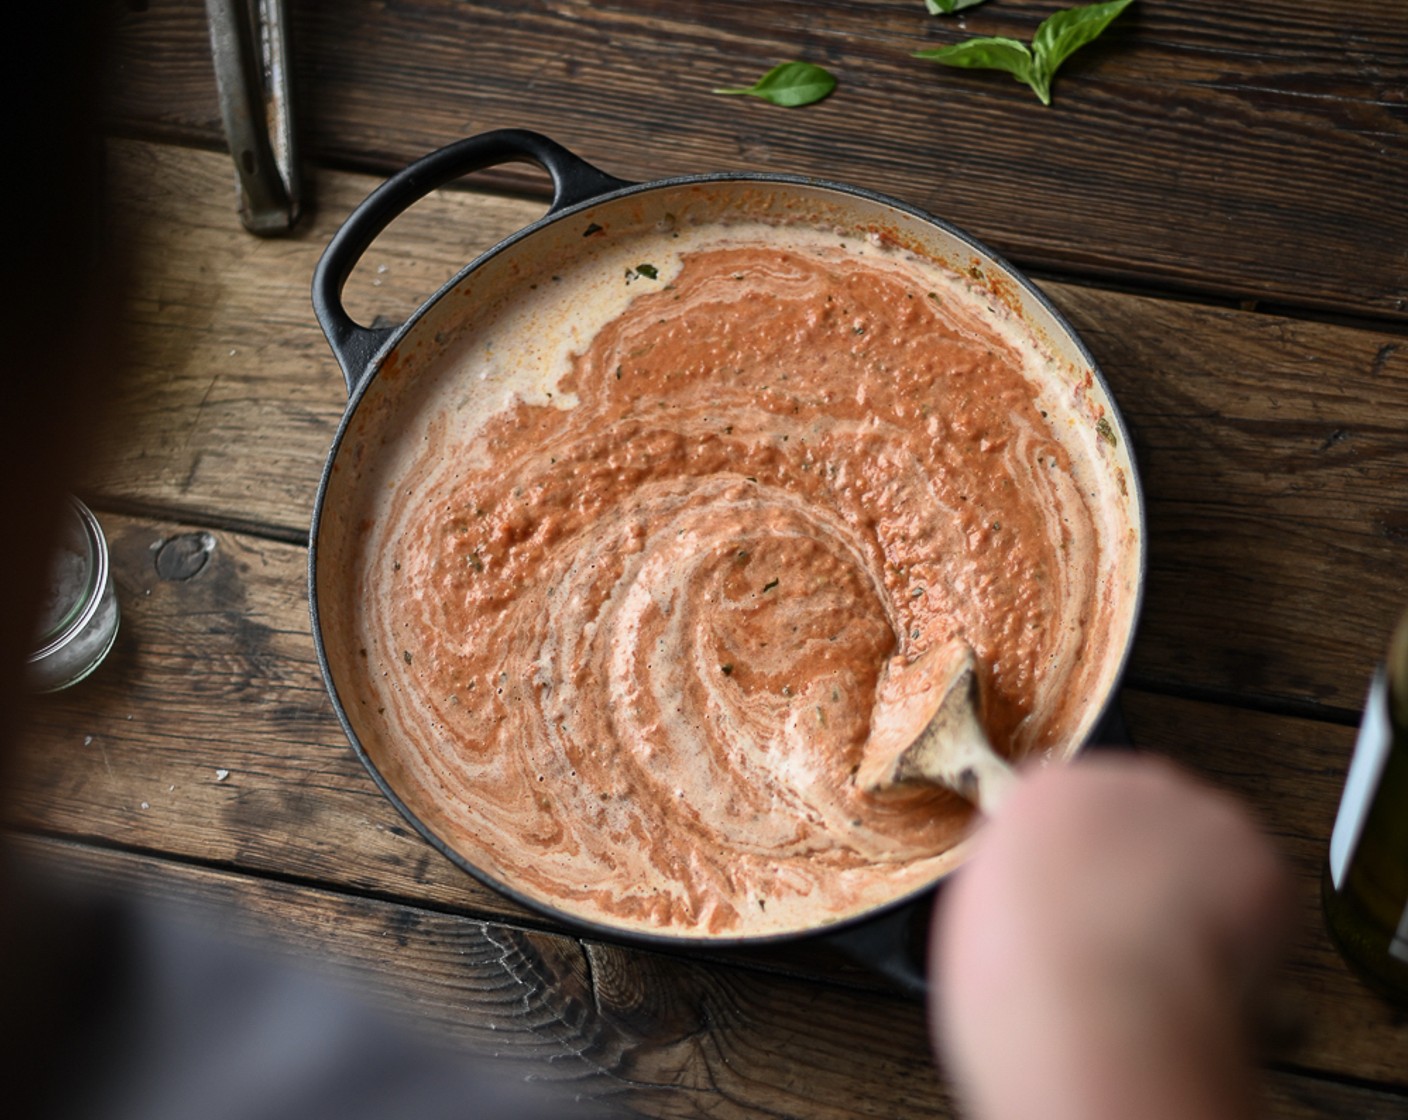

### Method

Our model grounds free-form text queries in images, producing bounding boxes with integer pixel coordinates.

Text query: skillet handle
[824,892,933,1000]
[311,129,631,392]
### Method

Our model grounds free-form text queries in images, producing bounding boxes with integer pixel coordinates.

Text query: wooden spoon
[856,638,1016,815]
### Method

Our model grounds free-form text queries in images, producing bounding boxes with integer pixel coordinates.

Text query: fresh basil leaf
[916,0,1134,105]
[1030,0,1135,105]
[924,0,990,14]
[913,36,1034,90]
[714,61,837,107]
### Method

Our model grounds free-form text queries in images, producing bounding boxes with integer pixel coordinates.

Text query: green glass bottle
[1322,609,1408,1002]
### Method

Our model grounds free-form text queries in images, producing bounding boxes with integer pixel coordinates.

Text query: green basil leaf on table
[1030,0,1136,103]
[913,36,1035,91]
[924,0,991,14]
[915,0,1135,106]
[714,61,837,107]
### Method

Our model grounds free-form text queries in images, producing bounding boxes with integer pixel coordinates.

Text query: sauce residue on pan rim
[322,208,1134,940]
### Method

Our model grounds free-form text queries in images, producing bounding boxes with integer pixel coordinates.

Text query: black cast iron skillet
[310,130,1146,996]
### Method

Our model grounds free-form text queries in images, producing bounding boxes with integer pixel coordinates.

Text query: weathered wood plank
[102,0,1408,317]
[8,512,1408,1086]
[96,139,1408,713]
[11,835,1408,1119]
[8,837,954,1120]
[1056,288,1408,712]
[95,140,543,539]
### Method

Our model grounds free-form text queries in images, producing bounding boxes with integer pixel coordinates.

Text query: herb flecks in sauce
[355,227,1109,940]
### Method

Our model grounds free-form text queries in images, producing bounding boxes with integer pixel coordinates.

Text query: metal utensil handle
[311,129,631,392]
[205,0,300,235]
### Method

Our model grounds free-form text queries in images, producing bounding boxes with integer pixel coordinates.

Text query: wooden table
[10,1,1408,1115]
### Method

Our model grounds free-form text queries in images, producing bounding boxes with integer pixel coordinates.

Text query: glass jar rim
[28,497,107,662]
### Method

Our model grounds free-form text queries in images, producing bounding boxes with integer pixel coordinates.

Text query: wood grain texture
[102,0,1408,317]
[8,512,1408,1088]
[9,837,953,1120]
[11,834,1408,1119]
[26,6,1402,1114]
[1057,288,1408,713]
[95,140,1408,714]
[96,139,543,540]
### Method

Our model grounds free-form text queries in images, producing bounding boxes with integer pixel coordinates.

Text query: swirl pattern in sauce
[353,228,1102,938]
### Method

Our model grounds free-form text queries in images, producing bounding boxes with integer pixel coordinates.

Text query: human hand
[930,753,1291,1120]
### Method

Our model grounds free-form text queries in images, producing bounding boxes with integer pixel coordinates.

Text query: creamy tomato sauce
[348,221,1104,938]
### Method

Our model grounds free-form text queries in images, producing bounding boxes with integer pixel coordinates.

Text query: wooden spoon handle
[859,638,1016,812]
[897,689,1015,815]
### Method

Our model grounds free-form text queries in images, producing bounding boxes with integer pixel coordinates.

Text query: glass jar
[27,497,120,692]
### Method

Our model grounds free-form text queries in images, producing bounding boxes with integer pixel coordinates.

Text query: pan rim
[308,168,1148,949]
